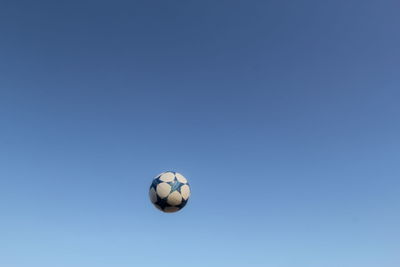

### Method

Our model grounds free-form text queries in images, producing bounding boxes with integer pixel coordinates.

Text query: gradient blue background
[1,1,399,266]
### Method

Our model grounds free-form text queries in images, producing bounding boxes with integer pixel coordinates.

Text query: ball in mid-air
[149,171,191,213]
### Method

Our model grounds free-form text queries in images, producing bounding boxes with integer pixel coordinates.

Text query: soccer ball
[149,171,191,213]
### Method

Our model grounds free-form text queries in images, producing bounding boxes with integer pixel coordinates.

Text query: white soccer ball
[149,171,191,213]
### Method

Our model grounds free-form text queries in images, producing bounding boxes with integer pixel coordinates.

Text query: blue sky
[0,0,399,266]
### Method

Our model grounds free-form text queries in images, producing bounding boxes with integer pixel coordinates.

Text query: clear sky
[0,1,399,266]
